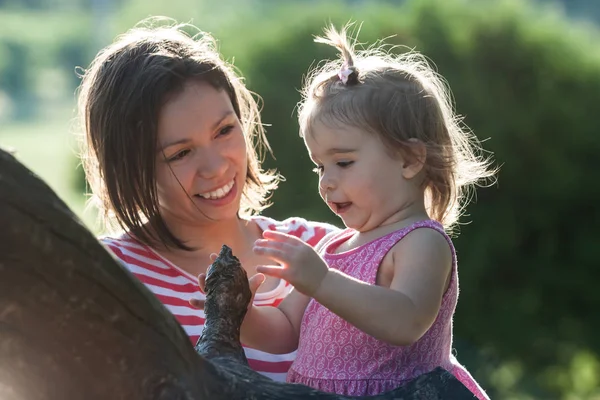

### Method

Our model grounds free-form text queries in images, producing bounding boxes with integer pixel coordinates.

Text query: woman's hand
[189,252,265,311]
[253,230,329,297]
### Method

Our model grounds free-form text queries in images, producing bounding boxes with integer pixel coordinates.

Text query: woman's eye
[168,149,190,162]
[337,161,354,168]
[218,125,234,137]
[312,165,324,175]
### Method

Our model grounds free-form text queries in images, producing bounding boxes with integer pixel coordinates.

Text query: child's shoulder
[388,220,455,267]
[389,219,451,247]
[252,215,341,247]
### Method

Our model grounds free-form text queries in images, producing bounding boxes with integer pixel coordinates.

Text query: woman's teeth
[198,180,234,199]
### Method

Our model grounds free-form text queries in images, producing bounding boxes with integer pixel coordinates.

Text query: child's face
[155,80,248,225]
[304,120,422,232]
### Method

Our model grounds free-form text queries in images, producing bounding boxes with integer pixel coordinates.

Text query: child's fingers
[256,264,286,280]
[209,253,218,262]
[254,237,296,263]
[254,237,290,251]
[262,230,302,243]
[253,245,288,264]
[189,297,206,310]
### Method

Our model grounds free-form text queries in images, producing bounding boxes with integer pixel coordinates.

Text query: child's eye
[337,161,354,168]
[168,149,190,162]
[312,165,324,175]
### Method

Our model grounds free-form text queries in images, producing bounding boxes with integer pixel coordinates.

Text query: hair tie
[338,63,359,85]
[338,65,353,84]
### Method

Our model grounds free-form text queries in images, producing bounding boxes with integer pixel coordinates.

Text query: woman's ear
[401,139,427,180]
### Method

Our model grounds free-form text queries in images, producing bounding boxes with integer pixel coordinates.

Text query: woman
[76,19,338,382]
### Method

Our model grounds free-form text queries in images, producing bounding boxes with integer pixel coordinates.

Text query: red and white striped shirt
[101,216,338,382]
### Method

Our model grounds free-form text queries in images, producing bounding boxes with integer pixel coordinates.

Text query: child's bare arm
[241,228,339,353]
[239,288,309,354]
[313,228,452,346]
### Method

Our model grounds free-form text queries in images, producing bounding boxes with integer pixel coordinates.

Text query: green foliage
[0,11,92,119]
[0,39,32,119]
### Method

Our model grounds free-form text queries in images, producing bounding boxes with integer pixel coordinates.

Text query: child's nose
[319,172,336,192]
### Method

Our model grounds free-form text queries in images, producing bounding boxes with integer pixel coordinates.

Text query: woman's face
[155,80,248,225]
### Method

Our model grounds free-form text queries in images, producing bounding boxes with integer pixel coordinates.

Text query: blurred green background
[1,0,599,398]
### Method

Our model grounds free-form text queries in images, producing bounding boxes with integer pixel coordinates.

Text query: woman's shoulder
[98,232,152,262]
[98,232,179,279]
[251,215,341,247]
[99,231,135,248]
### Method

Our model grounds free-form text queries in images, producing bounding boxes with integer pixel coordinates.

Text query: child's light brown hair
[298,24,496,231]
[77,18,279,250]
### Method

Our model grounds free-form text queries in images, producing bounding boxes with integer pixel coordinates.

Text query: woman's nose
[196,149,228,179]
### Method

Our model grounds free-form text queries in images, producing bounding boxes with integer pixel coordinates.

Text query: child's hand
[253,230,329,297]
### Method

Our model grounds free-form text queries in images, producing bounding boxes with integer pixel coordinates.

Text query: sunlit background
[1,0,599,398]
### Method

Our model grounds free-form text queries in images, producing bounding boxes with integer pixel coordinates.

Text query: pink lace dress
[286,220,489,398]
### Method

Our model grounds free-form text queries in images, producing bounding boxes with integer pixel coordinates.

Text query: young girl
[194,24,494,397]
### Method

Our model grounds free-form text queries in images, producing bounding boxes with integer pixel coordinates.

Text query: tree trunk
[0,147,476,399]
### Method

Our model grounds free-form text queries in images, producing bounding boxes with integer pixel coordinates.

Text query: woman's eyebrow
[211,110,235,131]
[158,111,236,153]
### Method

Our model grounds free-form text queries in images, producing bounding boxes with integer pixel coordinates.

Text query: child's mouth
[332,202,352,214]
